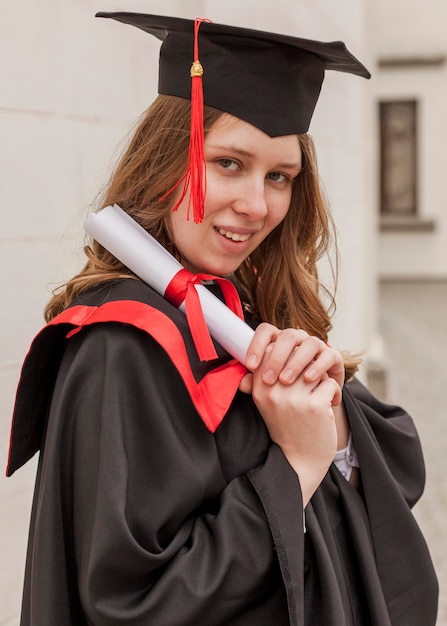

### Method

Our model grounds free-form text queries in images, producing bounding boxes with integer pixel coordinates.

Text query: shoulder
[72,278,165,308]
[343,377,378,405]
[53,278,191,352]
[8,278,245,475]
[7,281,181,476]
[343,377,411,422]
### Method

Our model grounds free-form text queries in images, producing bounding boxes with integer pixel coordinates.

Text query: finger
[245,323,280,370]
[239,372,254,394]
[312,375,342,408]
[303,345,345,389]
[259,328,309,384]
[276,334,326,385]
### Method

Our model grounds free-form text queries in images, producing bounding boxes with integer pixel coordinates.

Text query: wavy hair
[45,95,359,377]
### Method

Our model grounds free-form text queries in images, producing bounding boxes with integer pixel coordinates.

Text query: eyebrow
[206,143,302,171]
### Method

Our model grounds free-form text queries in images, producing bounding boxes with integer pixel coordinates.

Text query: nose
[232,176,269,220]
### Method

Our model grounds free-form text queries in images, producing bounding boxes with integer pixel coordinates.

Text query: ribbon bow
[164,268,244,361]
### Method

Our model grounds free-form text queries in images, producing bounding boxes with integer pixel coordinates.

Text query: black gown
[7,279,438,625]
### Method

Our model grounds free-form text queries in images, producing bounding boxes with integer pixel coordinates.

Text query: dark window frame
[379,99,418,217]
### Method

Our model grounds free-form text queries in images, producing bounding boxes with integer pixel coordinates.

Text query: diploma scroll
[85,204,254,365]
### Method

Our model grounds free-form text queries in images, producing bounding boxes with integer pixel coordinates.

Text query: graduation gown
[7,279,438,625]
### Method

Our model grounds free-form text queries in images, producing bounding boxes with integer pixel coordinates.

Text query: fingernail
[246,354,258,369]
[281,368,295,382]
[263,369,276,384]
[306,368,317,380]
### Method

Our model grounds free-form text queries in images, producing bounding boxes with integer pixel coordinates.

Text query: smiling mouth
[216,227,252,242]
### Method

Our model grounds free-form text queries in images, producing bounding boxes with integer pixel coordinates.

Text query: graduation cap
[96,12,370,221]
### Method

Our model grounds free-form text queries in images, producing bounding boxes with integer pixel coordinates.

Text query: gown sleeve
[29,322,304,626]
[344,377,426,507]
[338,378,439,625]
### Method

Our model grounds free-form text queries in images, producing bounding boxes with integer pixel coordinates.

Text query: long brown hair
[45,94,359,377]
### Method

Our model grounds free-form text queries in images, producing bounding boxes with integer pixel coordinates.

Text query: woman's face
[168,114,302,276]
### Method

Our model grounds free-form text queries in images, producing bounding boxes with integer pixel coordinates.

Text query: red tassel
[160,18,209,223]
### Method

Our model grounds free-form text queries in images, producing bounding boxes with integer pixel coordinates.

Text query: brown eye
[267,172,288,183]
[218,158,238,170]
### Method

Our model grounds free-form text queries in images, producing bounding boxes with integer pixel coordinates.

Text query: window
[379,100,417,217]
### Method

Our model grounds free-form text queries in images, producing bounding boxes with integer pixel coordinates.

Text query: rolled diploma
[85,204,254,365]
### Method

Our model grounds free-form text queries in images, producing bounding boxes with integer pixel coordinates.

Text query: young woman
[7,13,438,626]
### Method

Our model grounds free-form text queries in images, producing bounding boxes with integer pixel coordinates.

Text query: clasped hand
[240,323,345,505]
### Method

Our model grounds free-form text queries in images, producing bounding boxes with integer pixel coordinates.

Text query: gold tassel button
[190,60,204,77]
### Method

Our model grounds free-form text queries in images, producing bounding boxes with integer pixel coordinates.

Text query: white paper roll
[85,205,254,365]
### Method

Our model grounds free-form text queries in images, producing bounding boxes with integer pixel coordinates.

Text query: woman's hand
[241,323,345,395]
[240,323,345,505]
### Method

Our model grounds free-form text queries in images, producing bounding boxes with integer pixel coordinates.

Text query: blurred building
[368,2,447,621]
[368,0,447,280]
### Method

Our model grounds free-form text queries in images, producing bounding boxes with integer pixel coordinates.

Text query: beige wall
[0,1,371,621]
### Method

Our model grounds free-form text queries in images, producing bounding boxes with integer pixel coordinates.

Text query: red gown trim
[49,300,247,432]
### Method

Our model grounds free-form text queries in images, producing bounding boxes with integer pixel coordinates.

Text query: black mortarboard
[96,12,370,137]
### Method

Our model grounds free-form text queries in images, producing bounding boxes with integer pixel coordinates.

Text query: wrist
[286,454,331,507]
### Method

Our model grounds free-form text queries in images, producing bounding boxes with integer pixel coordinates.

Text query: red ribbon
[164,268,244,361]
